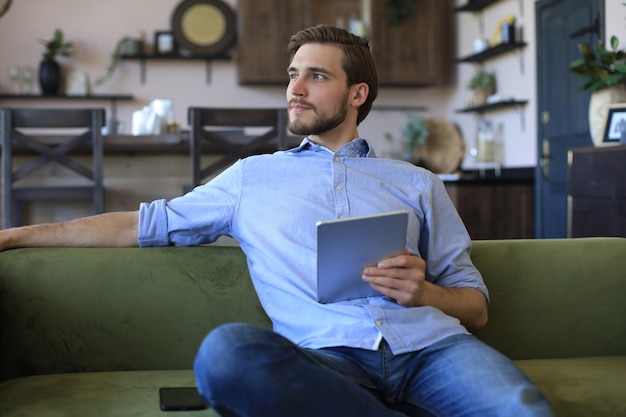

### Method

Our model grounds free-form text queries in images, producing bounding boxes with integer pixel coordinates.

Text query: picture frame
[602,103,626,145]
[154,31,176,55]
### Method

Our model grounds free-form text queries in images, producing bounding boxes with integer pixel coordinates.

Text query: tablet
[316,210,409,303]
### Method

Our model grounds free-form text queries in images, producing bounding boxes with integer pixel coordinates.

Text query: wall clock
[171,0,236,57]
[0,0,11,18]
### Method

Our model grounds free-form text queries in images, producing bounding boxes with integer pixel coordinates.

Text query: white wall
[0,0,623,171]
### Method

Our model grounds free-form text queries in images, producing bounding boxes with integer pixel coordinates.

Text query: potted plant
[402,114,429,163]
[467,68,496,105]
[570,35,626,91]
[570,35,626,144]
[38,28,73,95]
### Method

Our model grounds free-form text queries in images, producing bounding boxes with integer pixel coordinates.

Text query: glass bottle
[475,119,495,162]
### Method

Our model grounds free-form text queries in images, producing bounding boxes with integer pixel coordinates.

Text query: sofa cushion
[516,356,626,417]
[1,356,624,417]
[0,370,217,417]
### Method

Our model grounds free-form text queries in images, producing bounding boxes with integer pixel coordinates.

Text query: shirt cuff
[137,199,170,247]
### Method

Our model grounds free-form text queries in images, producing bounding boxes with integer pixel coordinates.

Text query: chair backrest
[187,107,287,188]
[0,107,105,228]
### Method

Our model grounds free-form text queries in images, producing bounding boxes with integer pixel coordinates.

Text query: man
[0,26,553,417]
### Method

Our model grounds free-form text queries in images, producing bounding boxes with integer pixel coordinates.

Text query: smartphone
[159,387,208,411]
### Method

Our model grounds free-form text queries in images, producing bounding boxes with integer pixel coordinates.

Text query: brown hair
[287,25,378,125]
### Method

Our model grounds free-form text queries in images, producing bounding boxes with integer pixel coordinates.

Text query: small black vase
[38,59,60,95]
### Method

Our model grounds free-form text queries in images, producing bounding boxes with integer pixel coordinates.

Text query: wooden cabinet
[237,0,453,86]
[568,146,626,238]
[237,0,308,85]
[370,0,453,86]
[445,178,535,240]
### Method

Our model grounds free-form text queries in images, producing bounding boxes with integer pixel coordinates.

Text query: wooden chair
[1,108,105,228]
[187,107,287,189]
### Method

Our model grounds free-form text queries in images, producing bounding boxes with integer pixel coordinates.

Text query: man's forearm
[420,284,488,334]
[0,211,140,251]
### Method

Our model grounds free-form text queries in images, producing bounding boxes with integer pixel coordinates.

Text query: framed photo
[602,104,626,145]
[154,31,176,55]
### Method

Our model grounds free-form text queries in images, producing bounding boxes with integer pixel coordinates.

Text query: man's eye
[313,74,325,80]
[288,73,298,80]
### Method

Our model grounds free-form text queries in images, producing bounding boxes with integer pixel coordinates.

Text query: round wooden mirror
[171,0,236,56]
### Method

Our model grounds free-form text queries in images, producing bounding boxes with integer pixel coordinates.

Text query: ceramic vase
[588,83,626,146]
[38,59,60,95]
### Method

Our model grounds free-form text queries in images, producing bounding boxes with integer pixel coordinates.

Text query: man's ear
[350,82,369,108]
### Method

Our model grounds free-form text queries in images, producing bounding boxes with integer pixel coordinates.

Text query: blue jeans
[194,323,554,417]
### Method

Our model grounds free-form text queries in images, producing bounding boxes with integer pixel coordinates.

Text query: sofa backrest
[0,246,270,382]
[1,238,624,382]
[472,238,626,360]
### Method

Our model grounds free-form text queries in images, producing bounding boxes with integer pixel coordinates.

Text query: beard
[288,93,349,136]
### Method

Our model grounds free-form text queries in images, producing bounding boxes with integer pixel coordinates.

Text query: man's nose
[288,78,306,97]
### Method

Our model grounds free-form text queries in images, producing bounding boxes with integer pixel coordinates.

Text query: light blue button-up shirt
[138,138,488,354]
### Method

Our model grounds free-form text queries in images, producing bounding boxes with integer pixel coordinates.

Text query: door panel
[535,0,604,238]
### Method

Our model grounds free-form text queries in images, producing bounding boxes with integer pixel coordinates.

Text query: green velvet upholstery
[0,238,625,416]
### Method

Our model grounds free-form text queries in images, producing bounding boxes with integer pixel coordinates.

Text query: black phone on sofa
[159,387,208,411]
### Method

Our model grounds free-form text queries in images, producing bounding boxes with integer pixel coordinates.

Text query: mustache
[288,99,315,110]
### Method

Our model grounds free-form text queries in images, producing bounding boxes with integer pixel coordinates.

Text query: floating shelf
[120,53,232,84]
[455,99,528,114]
[0,94,133,100]
[456,100,529,131]
[0,94,134,130]
[457,42,527,64]
[455,0,503,12]
[120,53,231,61]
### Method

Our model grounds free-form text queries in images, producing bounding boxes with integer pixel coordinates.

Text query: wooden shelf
[456,100,529,131]
[457,42,527,64]
[0,94,133,100]
[0,95,134,134]
[455,0,502,12]
[455,99,528,114]
[119,53,231,61]
[120,53,231,84]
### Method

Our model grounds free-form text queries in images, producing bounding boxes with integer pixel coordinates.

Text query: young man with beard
[0,26,554,417]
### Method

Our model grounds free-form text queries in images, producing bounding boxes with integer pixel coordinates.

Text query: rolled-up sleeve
[138,199,170,247]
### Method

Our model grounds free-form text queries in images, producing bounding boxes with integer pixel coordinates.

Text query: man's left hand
[361,248,428,307]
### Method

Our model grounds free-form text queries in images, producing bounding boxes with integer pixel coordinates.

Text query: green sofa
[0,238,625,417]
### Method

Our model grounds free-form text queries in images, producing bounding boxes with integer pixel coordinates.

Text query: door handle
[540,139,550,180]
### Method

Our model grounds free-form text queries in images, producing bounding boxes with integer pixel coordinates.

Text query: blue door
[535,0,604,238]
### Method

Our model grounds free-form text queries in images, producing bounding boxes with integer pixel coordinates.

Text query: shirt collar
[287,137,376,158]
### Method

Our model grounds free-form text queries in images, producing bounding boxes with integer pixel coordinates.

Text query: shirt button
[335,184,342,191]
[376,320,383,327]
[334,157,341,162]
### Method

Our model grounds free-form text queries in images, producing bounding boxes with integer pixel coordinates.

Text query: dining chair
[0,108,106,228]
[187,107,288,189]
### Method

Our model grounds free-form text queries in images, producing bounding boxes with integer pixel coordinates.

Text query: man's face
[286,43,351,136]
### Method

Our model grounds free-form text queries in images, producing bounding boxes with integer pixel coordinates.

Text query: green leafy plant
[466,68,496,91]
[95,36,137,86]
[570,35,626,91]
[402,114,429,150]
[39,28,73,61]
